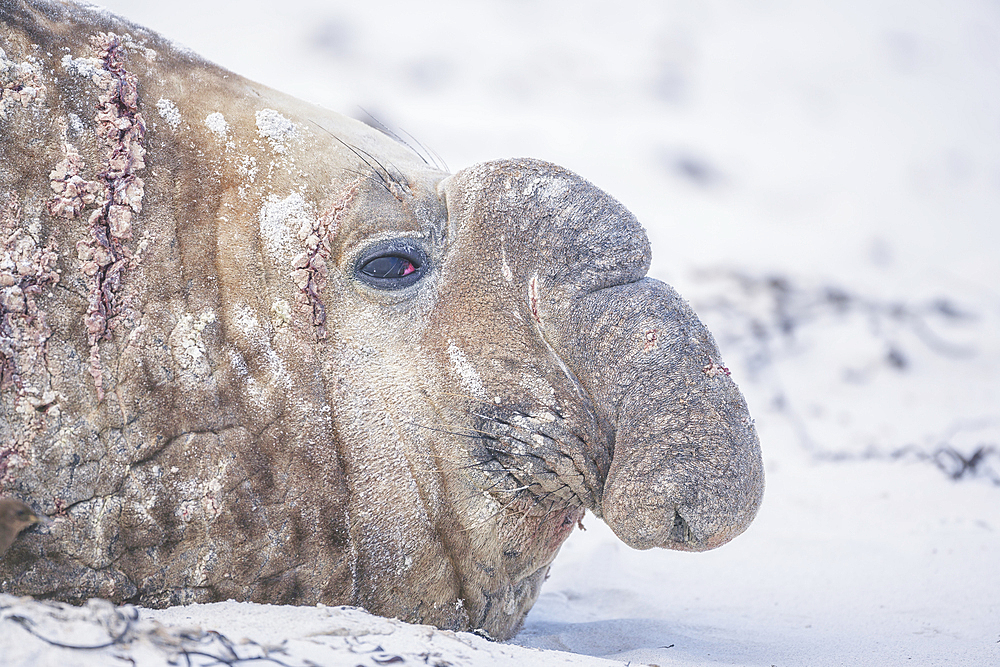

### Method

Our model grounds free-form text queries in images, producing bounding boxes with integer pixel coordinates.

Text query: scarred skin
[0,0,763,640]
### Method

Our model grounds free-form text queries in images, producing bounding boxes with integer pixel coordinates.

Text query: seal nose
[564,277,764,551]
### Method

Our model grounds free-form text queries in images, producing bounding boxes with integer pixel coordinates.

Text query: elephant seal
[0,0,763,640]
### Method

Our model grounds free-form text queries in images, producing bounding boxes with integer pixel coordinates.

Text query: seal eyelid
[354,240,429,290]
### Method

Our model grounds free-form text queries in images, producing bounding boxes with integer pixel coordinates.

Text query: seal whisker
[461,492,536,533]
[355,108,449,174]
[342,139,408,191]
[450,475,530,512]
[398,126,449,173]
[409,418,577,468]
[414,406,595,517]
[401,427,547,508]
[407,420,484,440]
[427,389,507,408]
[357,107,440,172]
[492,484,534,494]
[424,389,551,422]
[309,120,397,196]
[410,412,592,508]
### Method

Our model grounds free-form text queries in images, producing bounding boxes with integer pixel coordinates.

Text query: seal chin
[464,503,585,639]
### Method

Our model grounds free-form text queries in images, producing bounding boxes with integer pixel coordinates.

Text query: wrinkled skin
[0,0,763,640]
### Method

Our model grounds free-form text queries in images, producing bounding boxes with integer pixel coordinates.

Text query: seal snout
[439,158,764,556]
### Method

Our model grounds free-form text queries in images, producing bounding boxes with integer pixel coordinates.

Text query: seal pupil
[360,255,417,279]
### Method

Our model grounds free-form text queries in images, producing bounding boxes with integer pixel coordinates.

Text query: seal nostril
[670,509,693,545]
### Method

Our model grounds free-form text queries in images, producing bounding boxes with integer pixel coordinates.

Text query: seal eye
[355,240,428,290]
[360,255,417,279]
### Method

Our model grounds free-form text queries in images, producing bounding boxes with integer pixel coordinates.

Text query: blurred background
[98,0,999,481]
[91,1,1000,662]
